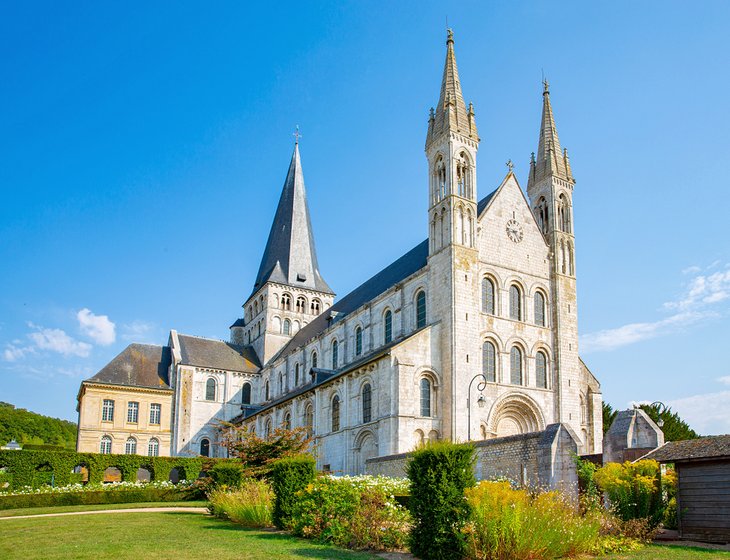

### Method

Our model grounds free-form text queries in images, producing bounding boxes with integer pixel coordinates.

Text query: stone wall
[603,409,664,464]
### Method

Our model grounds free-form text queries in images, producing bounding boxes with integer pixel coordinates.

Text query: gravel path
[0,506,208,520]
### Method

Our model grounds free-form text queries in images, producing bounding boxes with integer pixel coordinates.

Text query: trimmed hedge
[209,462,245,488]
[407,441,476,560]
[0,486,200,510]
[0,449,238,489]
[271,454,316,529]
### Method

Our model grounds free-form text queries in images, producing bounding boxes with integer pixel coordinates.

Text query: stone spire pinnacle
[251,141,333,298]
[426,29,478,148]
[529,80,573,186]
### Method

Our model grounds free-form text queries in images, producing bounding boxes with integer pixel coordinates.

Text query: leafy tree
[602,401,617,435]
[0,402,76,449]
[639,403,699,441]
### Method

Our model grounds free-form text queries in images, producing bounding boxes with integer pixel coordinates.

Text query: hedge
[271,454,317,529]
[0,486,200,510]
[0,449,239,489]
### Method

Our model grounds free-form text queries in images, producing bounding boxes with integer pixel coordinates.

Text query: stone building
[77,31,602,479]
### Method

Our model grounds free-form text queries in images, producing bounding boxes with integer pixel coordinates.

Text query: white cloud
[77,308,116,346]
[668,391,730,436]
[2,344,33,362]
[717,376,730,386]
[121,320,156,342]
[682,265,701,275]
[28,326,92,357]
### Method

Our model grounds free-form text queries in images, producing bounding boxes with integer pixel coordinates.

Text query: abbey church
[76,31,603,479]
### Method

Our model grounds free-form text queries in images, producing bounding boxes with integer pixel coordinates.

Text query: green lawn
[601,545,730,560]
[0,500,208,518]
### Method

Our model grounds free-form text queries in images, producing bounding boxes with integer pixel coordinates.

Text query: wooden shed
[642,435,730,543]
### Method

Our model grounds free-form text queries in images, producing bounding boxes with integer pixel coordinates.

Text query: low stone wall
[365,423,580,495]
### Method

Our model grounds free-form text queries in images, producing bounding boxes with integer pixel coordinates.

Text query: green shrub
[0,471,12,491]
[593,460,663,524]
[209,462,244,488]
[406,441,475,560]
[208,478,274,527]
[270,454,316,529]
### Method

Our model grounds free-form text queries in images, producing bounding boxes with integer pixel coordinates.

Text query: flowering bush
[208,478,274,528]
[593,460,662,524]
[0,479,193,496]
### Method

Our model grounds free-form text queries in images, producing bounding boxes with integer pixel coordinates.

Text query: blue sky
[1,1,729,434]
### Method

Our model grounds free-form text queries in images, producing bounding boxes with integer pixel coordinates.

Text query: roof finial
[293,125,302,145]
[543,77,550,95]
[447,28,454,44]
[506,159,514,173]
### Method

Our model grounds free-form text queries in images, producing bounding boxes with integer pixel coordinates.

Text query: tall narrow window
[283,319,291,335]
[278,373,283,394]
[534,292,546,326]
[127,401,139,423]
[311,299,321,314]
[205,378,216,401]
[536,351,548,389]
[149,403,161,425]
[283,412,291,431]
[331,395,341,432]
[355,327,362,356]
[100,435,112,455]
[242,382,251,405]
[416,290,427,328]
[384,310,392,344]
[304,403,314,437]
[483,341,496,382]
[200,438,210,457]
[482,278,495,314]
[265,380,270,400]
[296,296,306,313]
[102,399,114,422]
[331,340,339,369]
[311,351,318,368]
[294,364,300,386]
[264,419,272,439]
[125,437,137,455]
[362,383,372,423]
[420,378,432,417]
[509,285,522,320]
[148,438,159,457]
[510,346,523,385]
[281,293,291,311]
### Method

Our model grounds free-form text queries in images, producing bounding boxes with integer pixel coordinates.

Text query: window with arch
[509,285,522,321]
[536,351,548,389]
[278,372,283,394]
[534,291,546,326]
[331,395,341,432]
[296,296,306,313]
[242,382,251,405]
[148,437,159,457]
[331,340,339,369]
[362,383,372,423]
[100,435,112,455]
[283,319,291,335]
[257,322,261,337]
[416,290,427,328]
[200,438,210,457]
[420,378,432,417]
[125,437,137,455]
[384,310,392,344]
[311,351,318,368]
[304,403,314,437]
[559,194,571,233]
[264,419,272,439]
[567,242,575,275]
[560,240,567,274]
[355,326,363,356]
[510,346,523,385]
[433,155,447,202]
[205,378,216,401]
[254,300,259,316]
[265,380,270,401]
[283,412,291,431]
[483,340,497,382]
[482,278,495,314]
[311,299,321,314]
[456,150,472,198]
[294,363,300,386]
[535,197,549,233]
[281,293,292,311]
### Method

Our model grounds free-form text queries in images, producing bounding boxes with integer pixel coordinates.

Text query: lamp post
[649,401,668,428]
[467,373,488,441]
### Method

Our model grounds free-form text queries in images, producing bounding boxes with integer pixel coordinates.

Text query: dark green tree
[639,403,699,441]
[0,402,76,449]
[602,401,617,435]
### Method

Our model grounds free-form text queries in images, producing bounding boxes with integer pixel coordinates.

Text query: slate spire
[426,29,478,147]
[252,142,333,296]
[529,80,573,187]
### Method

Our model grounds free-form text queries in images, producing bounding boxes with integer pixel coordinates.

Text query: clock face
[506,219,524,243]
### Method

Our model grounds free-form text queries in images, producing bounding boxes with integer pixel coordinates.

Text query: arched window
[294,363,300,386]
[283,412,291,431]
[456,151,472,198]
[148,438,159,457]
[296,296,307,314]
[278,372,283,394]
[331,340,338,369]
[331,395,341,432]
[420,378,432,417]
[311,299,321,314]
[125,437,137,455]
[311,351,318,369]
[560,240,566,274]
[482,278,495,314]
[265,380,270,401]
[536,351,548,389]
[205,378,216,401]
[559,194,571,233]
[534,291,546,326]
[264,419,272,439]
[283,319,291,335]
[355,326,363,356]
[483,341,496,382]
[100,435,112,455]
[535,197,549,233]
[362,383,372,423]
[510,346,523,385]
[304,403,314,437]
[384,310,392,344]
[242,382,251,405]
[416,290,427,328]
[509,285,522,320]
[433,155,447,202]
[281,293,292,311]
[254,301,259,316]
[568,242,575,275]
[200,438,210,457]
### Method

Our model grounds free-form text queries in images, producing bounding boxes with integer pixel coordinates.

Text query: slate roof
[252,143,333,297]
[177,334,261,372]
[86,344,172,390]
[641,435,730,463]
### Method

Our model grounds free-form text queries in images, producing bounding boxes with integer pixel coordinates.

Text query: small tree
[270,454,316,529]
[638,404,699,442]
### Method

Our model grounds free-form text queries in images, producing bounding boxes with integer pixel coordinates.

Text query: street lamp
[467,373,488,441]
[649,401,668,428]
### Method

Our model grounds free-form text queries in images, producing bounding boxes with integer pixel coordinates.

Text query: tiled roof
[86,344,172,390]
[641,435,730,462]
[177,334,261,372]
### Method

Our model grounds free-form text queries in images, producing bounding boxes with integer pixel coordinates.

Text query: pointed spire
[427,29,478,147]
[530,80,573,186]
[252,141,333,298]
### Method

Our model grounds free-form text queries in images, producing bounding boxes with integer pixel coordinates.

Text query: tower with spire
[230,140,334,364]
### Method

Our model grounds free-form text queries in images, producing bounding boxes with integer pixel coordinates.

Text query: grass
[0,510,380,560]
[0,500,209,518]
[599,544,730,559]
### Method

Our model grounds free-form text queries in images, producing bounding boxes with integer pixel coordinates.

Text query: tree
[602,402,617,435]
[639,403,699,442]
[0,402,76,448]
